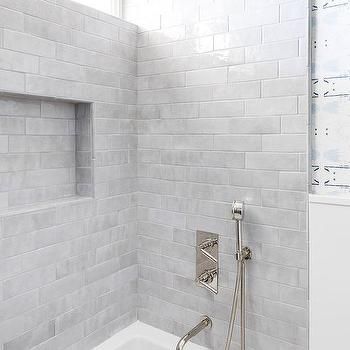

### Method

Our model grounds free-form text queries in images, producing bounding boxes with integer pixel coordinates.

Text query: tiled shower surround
[0,0,308,349]
[0,1,138,349]
[125,0,309,349]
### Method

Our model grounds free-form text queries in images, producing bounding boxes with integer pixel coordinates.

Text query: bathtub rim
[93,321,210,350]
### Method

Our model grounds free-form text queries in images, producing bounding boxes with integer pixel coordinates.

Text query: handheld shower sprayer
[224,201,252,350]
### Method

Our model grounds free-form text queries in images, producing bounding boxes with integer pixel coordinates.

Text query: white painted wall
[310,2,350,348]
[309,194,350,349]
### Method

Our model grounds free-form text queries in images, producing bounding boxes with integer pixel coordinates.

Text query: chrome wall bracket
[235,246,252,261]
[196,231,218,294]
[232,200,243,220]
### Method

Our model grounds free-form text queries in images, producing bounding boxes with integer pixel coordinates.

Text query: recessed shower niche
[0,94,93,210]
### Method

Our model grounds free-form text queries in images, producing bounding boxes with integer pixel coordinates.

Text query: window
[72,0,122,17]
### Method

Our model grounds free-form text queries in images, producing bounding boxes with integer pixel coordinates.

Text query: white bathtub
[94,321,210,350]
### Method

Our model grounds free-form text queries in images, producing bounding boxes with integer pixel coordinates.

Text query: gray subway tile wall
[0,0,138,349]
[0,97,85,209]
[124,0,308,349]
[0,0,308,349]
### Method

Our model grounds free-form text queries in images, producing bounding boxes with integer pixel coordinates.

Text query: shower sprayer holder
[224,200,252,350]
[232,200,252,262]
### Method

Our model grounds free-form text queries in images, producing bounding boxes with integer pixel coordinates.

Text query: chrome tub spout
[176,316,212,350]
